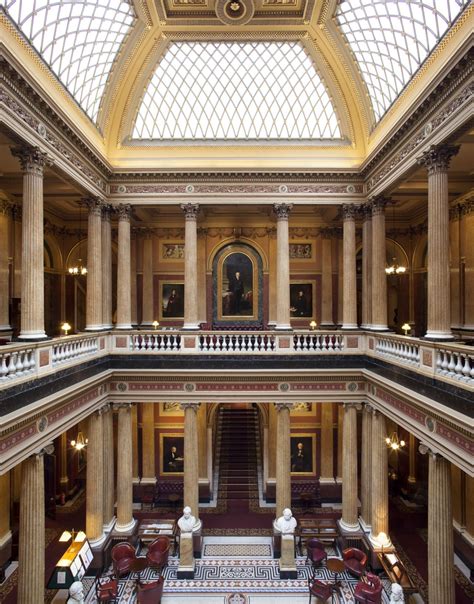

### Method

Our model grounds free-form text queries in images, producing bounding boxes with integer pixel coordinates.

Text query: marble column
[340,403,359,531]
[182,403,200,518]
[18,451,46,604]
[360,404,372,530]
[275,402,292,517]
[102,404,115,531]
[84,197,103,331]
[336,403,343,482]
[408,433,417,484]
[342,205,358,329]
[370,409,390,546]
[0,201,11,331]
[273,203,292,330]
[116,204,132,329]
[115,403,135,532]
[101,205,113,329]
[130,230,138,326]
[141,403,156,484]
[181,203,200,329]
[141,231,154,326]
[371,195,389,331]
[11,146,48,340]
[132,404,139,483]
[0,471,12,577]
[420,446,455,604]
[418,144,459,339]
[320,403,335,483]
[86,408,105,546]
[59,432,69,494]
[361,205,372,328]
[320,230,334,327]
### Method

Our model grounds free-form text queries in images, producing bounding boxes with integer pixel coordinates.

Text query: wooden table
[138,518,178,555]
[129,557,148,580]
[326,557,345,592]
[297,518,338,555]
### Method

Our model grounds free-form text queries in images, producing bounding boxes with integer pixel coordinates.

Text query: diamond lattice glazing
[336,0,469,123]
[132,41,342,141]
[1,0,135,122]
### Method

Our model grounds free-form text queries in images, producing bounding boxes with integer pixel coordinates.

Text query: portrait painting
[160,434,184,475]
[160,282,184,319]
[219,251,256,318]
[290,434,316,475]
[290,282,314,318]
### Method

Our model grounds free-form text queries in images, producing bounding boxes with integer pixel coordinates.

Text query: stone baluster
[274,204,292,330]
[181,204,200,329]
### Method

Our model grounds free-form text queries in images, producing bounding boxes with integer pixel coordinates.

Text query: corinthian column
[340,403,359,531]
[181,402,200,518]
[418,144,459,339]
[141,403,156,484]
[181,204,200,329]
[18,449,47,604]
[0,201,11,332]
[361,205,372,328]
[320,229,334,327]
[274,203,292,330]
[141,231,154,327]
[115,403,135,532]
[275,402,292,516]
[116,204,132,329]
[101,205,113,329]
[370,409,390,547]
[320,403,334,483]
[86,408,105,546]
[102,404,115,531]
[371,195,389,331]
[419,445,455,604]
[342,205,358,329]
[84,197,103,331]
[360,404,372,530]
[11,146,48,340]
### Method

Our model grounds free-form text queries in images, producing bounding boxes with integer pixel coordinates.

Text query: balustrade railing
[293,333,344,352]
[375,335,420,366]
[52,336,99,365]
[198,333,275,353]
[0,347,36,381]
[436,347,474,383]
[131,333,181,352]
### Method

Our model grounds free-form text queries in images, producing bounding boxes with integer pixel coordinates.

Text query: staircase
[217,407,259,511]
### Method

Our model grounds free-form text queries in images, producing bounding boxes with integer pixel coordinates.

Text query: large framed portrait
[160,282,184,319]
[290,434,316,476]
[160,434,184,475]
[217,248,258,319]
[290,282,315,319]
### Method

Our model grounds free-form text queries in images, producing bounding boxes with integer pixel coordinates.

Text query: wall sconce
[309,320,317,331]
[61,322,71,336]
[71,432,88,451]
[402,323,411,336]
[152,320,160,330]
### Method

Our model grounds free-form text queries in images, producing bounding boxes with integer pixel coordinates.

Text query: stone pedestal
[340,403,359,532]
[115,403,136,533]
[101,205,113,329]
[342,205,358,329]
[116,204,132,329]
[181,203,200,329]
[84,197,103,331]
[177,533,195,579]
[182,403,200,517]
[274,203,292,330]
[371,196,389,331]
[275,402,292,516]
[86,408,105,546]
[279,535,297,579]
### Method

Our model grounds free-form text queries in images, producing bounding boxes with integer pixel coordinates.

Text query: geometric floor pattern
[202,544,272,557]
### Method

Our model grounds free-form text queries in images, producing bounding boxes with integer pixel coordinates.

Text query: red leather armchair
[146,536,171,572]
[308,577,332,603]
[343,547,367,578]
[96,574,118,603]
[137,576,165,603]
[354,573,383,604]
[111,542,137,577]
[306,538,327,572]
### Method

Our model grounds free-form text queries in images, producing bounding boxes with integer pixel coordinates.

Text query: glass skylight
[336,0,469,122]
[1,0,135,122]
[132,41,342,141]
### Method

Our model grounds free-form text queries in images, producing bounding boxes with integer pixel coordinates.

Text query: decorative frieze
[110,182,364,195]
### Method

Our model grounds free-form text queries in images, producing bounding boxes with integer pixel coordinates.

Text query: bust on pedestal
[273,508,297,579]
[67,581,84,604]
[390,583,404,603]
[177,506,202,579]
[177,506,202,534]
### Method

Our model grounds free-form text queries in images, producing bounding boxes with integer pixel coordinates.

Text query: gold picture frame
[159,433,184,476]
[159,281,184,320]
[290,433,316,476]
[217,245,258,320]
[290,281,315,319]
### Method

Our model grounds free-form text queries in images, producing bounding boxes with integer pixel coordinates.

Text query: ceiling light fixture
[385,432,406,451]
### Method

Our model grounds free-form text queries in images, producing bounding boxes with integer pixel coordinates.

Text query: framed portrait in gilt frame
[159,282,184,320]
[217,247,258,320]
[290,281,315,319]
[160,434,184,476]
[290,434,316,476]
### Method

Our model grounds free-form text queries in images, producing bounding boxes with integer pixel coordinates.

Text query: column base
[115,324,133,330]
[84,325,105,332]
[102,323,113,330]
[89,532,107,548]
[103,517,116,533]
[114,518,137,533]
[341,324,359,330]
[319,477,336,485]
[359,517,372,533]
[338,519,362,534]
[182,323,201,330]
[335,476,342,484]
[367,325,389,332]
[369,531,392,549]
[18,331,48,340]
[140,477,157,485]
[319,322,335,329]
[423,331,454,341]
[274,324,292,331]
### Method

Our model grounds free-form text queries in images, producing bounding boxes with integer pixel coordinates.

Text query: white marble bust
[390,583,404,603]
[178,506,202,534]
[273,508,297,535]
[67,581,84,604]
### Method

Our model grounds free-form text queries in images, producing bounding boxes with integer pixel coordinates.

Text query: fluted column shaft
[427,451,455,604]
[116,205,132,329]
[274,204,292,330]
[361,207,372,328]
[11,146,47,339]
[371,197,388,330]
[132,404,139,482]
[18,453,45,604]
[320,232,334,326]
[360,404,372,529]
[0,471,11,556]
[141,403,156,483]
[102,405,115,530]
[131,232,138,326]
[320,403,334,482]
[181,204,200,329]
[86,409,105,545]
[182,403,200,518]
[341,404,359,530]
[142,233,154,325]
[370,410,389,544]
[101,206,112,329]
[115,403,134,531]
[342,205,358,329]
[408,433,417,484]
[85,198,103,331]
[0,202,11,330]
[59,432,69,492]
[275,403,292,516]
[418,144,459,339]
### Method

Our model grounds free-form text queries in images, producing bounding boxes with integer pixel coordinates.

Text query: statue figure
[390,583,405,603]
[273,508,297,534]
[178,506,202,534]
[67,581,84,604]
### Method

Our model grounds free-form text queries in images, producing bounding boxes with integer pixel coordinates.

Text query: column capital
[273,202,293,220]
[113,402,133,411]
[363,402,374,413]
[101,204,113,221]
[341,204,357,220]
[116,203,132,221]
[32,443,54,458]
[180,402,201,412]
[82,196,104,216]
[417,143,460,175]
[369,194,391,215]
[358,203,372,220]
[181,202,200,220]
[11,145,50,175]
[418,442,444,459]
[274,402,293,412]
[0,199,13,216]
[343,402,362,411]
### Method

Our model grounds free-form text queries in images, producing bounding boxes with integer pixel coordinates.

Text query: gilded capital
[11,145,49,175]
[181,202,200,220]
[273,203,292,220]
[417,144,460,175]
